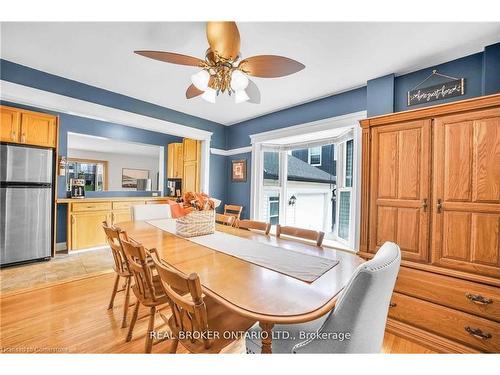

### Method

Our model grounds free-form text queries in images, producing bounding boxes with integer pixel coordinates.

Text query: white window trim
[308,146,322,166]
[250,111,366,251]
[268,196,280,224]
[335,140,355,245]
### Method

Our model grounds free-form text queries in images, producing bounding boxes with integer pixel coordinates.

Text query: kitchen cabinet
[0,106,21,143]
[61,197,175,251]
[182,138,201,193]
[0,105,57,148]
[167,142,183,178]
[71,211,110,250]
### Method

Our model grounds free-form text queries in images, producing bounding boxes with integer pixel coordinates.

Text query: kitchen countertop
[56,196,176,204]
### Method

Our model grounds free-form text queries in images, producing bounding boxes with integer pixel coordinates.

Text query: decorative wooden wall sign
[407,70,465,106]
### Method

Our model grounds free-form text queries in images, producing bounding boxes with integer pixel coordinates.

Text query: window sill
[322,239,356,253]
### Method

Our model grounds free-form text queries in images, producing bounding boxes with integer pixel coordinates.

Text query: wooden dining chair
[236,219,271,235]
[102,222,133,328]
[151,255,256,354]
[224,204,243,223]
[276,224,325,247]
[215,213,235,226]
[120,236,170,353]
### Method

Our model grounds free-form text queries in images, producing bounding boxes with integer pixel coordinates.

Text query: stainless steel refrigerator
[0,144,53,266]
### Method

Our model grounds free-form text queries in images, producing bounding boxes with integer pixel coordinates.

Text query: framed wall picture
[122,168,149,188]
[231,159,247,182]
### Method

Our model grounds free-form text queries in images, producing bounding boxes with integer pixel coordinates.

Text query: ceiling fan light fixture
[230,69,249,91]
[201,87,217,103]
[191,70,210,91]
[234,89,250,104]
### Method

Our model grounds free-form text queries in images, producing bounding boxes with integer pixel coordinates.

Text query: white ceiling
[1,22,499,125]
[68,132,161,157]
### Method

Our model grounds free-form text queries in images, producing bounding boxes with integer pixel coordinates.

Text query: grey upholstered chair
[131,204,171,221]
[245,241,401,354]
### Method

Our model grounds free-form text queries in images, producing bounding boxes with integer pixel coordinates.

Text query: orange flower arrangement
[167,192,220,218]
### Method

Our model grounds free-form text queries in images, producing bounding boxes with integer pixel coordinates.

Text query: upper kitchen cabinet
[182,138,201,193]
[167,142,183,179]
[20,111,57,148]
[0,106,21,143]
[0,106,57,148]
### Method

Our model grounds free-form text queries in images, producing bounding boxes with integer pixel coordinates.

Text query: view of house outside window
[259,138,354,245]
[308,146,322,166]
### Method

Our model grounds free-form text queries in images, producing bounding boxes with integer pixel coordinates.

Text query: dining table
[117,220,364,353]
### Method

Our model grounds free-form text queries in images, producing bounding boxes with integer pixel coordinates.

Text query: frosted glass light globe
[202,88,216,103]
[191,70,210,91]
[234,90,249,104]
[231,70,249,91]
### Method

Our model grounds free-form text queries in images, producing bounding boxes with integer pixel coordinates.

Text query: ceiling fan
[134,22,305,104]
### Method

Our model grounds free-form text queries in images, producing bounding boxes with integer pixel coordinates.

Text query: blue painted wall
[227,153,252,219]
[0,59,227,149]
[483,43,500,95]
[226,87,367,149]
[394,52,485,112]
[209,153,227,212]
[367,74,395,116]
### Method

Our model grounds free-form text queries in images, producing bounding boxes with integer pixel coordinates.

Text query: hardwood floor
[0,273,435,354]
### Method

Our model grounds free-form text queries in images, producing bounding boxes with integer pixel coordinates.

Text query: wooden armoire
[359,94,500,353]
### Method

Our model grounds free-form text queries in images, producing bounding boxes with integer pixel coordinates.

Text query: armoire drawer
[395,267,500,322]
[389,292,500,353]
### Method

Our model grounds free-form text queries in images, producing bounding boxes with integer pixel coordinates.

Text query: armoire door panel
[377,131,398,199]
[443,121,473,202]
[442,211,471,261]
[432,108,500,278]
[369,120,431,262]
[472,118,500,203]
[471,213,499,266]
[376,206,397,246]
[396,208,420,253]
[397,128,421,200]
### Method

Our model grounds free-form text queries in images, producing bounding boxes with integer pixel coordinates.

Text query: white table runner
[146,219,339,283]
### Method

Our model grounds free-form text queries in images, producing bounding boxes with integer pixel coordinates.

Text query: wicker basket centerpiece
[173,192,220,238]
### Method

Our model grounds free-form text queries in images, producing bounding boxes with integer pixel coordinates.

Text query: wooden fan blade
[186,84,204,99]
[206,22,240,61]
[135,51,204,67]
[246,79,261,104]
[239,55,305,78]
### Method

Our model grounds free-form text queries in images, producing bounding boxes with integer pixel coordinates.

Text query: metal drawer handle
[465,326,492,340]
[466,293,493,305]
[389,302,397,308]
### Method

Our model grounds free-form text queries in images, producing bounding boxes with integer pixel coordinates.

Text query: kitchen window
[66,158,107,192]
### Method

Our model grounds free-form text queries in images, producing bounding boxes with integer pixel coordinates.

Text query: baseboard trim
[386,318,479,354]
[56,242,67,252]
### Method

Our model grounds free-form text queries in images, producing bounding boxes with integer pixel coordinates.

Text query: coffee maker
[70,178,86,199]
